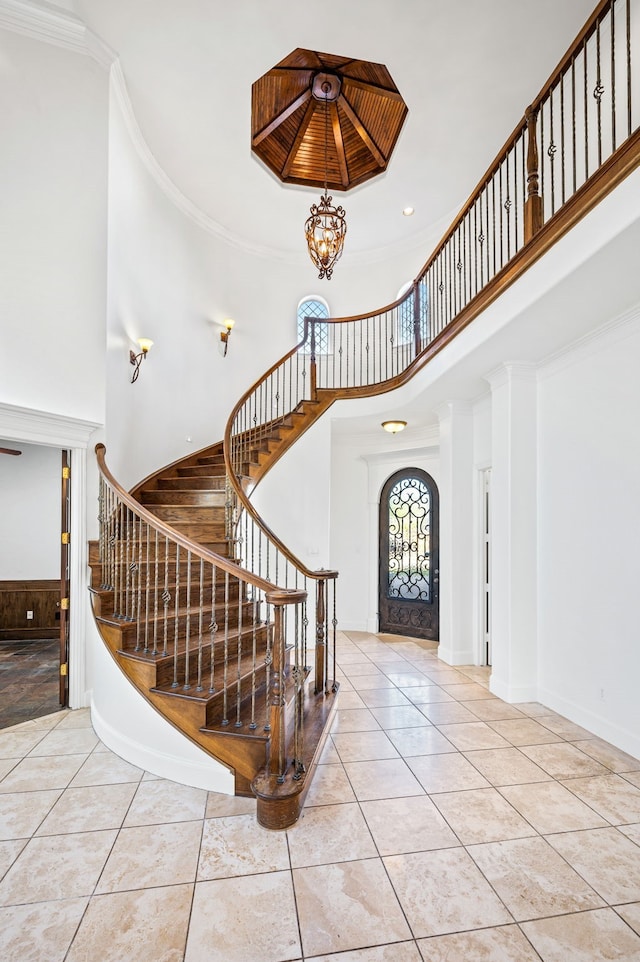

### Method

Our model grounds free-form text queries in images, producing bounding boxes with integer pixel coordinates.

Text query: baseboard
[90,699,235,794]
[489,676,539,704]
[537,685,640,760]
[438,645,476,667]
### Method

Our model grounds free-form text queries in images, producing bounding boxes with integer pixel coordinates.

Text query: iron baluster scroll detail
[387,477,431,602]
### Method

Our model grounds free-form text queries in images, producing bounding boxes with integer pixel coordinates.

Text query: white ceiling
[73,0,597,259]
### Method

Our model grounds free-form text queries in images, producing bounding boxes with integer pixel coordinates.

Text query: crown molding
[0,0,115,66]
[483,361,538,391]
[538,303,640,381]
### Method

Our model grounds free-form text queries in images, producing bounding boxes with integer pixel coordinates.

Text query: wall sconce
[220,319,235,357]
[381,420,407,434]
[129,338,153,383]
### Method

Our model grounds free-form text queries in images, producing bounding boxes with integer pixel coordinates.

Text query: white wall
[0,28,108,424]
[0,441,60,579]
[537,312,640,756]
[330,424,440,631]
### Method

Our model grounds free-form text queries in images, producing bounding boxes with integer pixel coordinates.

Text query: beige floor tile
[0,896,88,962]
[521,907,640,961]
[382,671,432,687]
[468,836,604,921]
[341,664,387,678]
[308,943,422,962]
[499,781,609,834]
[384,848,511,937]
[294,857,411,956]
[350,674,396,691]
[368,704,431,729]
[440,682,496,701]
[185,872,301,962]
[36,782,137,836]
[331,730,399,763]
[0,839,26,880]
[337,653,376,664]
[619,822,640,845]
[0,789,61,840]
[288,802,377,868]
[360,795,458,856]
[487,718,564,746]
[67,885,193,962]
[624,772,640,790]
[27,729,99,756]
[343,758,425,801]
[462,747,552,786]
[461,700,525,722]
[0,730,48,759]
[96,820,202,893]
[420,703,481,725]
[304,764,357,807]
[401,686,454,704]
[520,742,610,778]
[546,827,640,904]
[334,691,366,709]
[408,752,491,793]
[198,812,289,878]
[205,791,256,818]
[423,670,468,685]
[561,773,640,824]
[417,924,541,961]
[616,902,640,936]
[0,754,87,794]
[123,777,208,826]
[0,830,117,904]
[0,759,15,781]
[386,726,455,757]
[331,708,381,733]
[577,738,640,773]
[432,788,536,844]
[435,722,511,751]
[514,702,555,717]
[318,740,341,764]
[70,750,144,787]
[359,689,412,707]
[55,709,93,730]
[538,715,594,739]
[7,711,68,732]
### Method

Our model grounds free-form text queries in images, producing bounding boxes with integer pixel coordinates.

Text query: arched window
[297,296,330,354]
[396,279,430,347]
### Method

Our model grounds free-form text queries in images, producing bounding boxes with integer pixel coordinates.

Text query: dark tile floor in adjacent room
[0,639,61,729]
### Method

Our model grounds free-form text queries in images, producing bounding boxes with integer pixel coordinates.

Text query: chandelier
[304,75,347,280]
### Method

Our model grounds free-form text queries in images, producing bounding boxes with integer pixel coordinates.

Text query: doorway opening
[378,467,439,641]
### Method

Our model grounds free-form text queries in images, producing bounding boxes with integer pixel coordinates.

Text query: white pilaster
[485,363,538,702]
[435,401,474,665]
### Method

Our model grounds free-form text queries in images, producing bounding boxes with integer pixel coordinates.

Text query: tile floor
[0,638,61,729]
[1,629,640,960]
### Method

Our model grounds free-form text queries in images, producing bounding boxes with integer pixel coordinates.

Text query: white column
[485,362,538,702]
[436,401,474,665]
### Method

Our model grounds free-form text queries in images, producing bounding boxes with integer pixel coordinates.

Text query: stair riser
[177,465,226,477]
[89,563,242,591]
[141,491,227,506]
[157,476,226,490]
[148,505,227,523]
[92,582,247,617]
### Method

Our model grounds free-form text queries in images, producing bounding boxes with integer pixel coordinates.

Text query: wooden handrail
[96,443,280,596]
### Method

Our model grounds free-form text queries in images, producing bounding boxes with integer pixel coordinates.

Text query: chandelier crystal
[305,77,347,279]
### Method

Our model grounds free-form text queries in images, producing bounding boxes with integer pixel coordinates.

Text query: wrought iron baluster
[183,550,192,689]
[222,570,230,725]
[152,528,159,655]
[209,563,218,693]
[172,544,180,688]
[235,577,243,727]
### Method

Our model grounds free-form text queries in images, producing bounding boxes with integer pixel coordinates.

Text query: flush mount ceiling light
[251,48,408,278]
[381,420,407,434]
[402,206,415,216]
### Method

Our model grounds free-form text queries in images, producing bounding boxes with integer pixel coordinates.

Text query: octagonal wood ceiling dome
[251,48,408,192]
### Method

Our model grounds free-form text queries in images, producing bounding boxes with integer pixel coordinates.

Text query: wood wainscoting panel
[0,580,59,640]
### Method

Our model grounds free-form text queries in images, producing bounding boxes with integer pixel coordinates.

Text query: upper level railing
[225,0,640,599]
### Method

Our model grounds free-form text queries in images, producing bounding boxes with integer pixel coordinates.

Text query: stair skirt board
[90,640,235,794]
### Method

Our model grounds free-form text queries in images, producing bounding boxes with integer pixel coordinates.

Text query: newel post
[314,577,326,694]
[264,587,307,784]
[524,104,544,242]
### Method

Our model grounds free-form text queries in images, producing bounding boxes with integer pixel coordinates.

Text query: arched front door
[378,468,439,641]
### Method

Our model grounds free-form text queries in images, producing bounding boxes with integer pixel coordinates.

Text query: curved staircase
[89,0,640,829]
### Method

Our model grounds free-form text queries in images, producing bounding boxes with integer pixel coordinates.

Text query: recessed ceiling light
[402,206,415,217]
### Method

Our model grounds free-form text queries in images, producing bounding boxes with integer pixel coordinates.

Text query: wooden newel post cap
[265,587,307,606]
